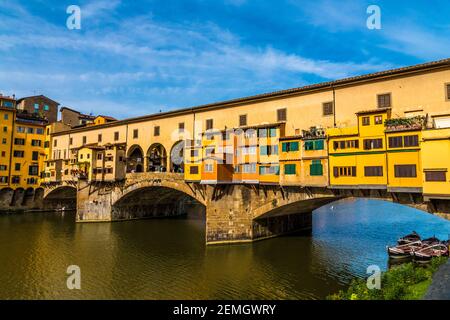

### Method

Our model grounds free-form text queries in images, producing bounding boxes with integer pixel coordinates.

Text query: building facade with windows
[16,95,59,124]
[42,59,450,200]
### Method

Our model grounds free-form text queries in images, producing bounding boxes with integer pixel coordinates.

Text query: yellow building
[279,135,302,186]
[0,97,16,187]
[44,59,450,199]
[258,123,284,185]
[9,114,47,189]
[385,116,425,192]
[328,109,390,189]
[184,139,202,182]
[74,143,126,182]
[43,122,71,183]
[421,127,450,201]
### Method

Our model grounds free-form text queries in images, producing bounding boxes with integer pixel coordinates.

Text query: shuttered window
[239,114,247,126]
[389,136,403,148]
[425,171,446,182]
[378,93,391,108]
[364,166,383,177]
[323,102,334,116]
[314,140,324,150]
[154,126,160,136]
[394,165,417,177]
[310,160,323,176]
[362,117,370,126]
[446,84,450,100]
[404,135,419,147]
[284,164,296,175]
[282,142,299,152]
[277,108,287,121]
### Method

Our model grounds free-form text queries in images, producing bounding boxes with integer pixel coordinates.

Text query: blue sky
[0,0,449,119]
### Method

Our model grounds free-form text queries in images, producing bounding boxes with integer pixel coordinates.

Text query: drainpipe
[332,85,337,128]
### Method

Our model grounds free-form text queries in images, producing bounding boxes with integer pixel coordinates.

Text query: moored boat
[398,231,421,245]
[387,240,422,260]
[412,243,449,263]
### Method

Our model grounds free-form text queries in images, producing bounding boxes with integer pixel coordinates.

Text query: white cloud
[0,1,394,118]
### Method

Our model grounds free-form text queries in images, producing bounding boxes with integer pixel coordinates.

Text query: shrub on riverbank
[328,257,448,300]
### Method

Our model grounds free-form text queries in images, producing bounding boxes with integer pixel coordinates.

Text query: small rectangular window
[154,126,160,136]
[239,114,247,126]
[364,166,383,177]
[374,115,383,124]
[206,119,213,130]
[178,122,185,132]
[362,117,370,126]
[284,164,296,175]
[82,136,87,144]
[277,108,287,121]
[425,171,446,182]
[377,93,391,108]
[69,137,73,145]
[446,84,450,100]
[133,129,138,139]
[54,139,57,147]
[323,102,334,116]
[394,164,417,178]
[98,134,102,143]
[404,135,419,147]
[189,166,199,174]
[363,139,383,150]
[114,131,119,141]
[389,136,403,148]
[32,151,39,161]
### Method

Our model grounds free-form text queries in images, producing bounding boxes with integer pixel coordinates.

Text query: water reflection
[0,198,449,299]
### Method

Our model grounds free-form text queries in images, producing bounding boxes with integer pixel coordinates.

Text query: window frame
[377,93,392,108]
[322,102,334,116]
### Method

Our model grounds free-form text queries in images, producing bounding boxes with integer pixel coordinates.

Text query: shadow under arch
[43,185,77,210]
[146,143,167,172]
[111,185,205,221]
[127,144,145,173]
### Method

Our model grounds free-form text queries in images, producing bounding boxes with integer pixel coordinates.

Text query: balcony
[385,116,426,132]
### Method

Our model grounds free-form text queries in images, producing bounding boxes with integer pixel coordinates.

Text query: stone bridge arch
[76,172,207,222]
[43,184,77,210]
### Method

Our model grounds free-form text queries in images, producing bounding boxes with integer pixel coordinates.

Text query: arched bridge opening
[111,186,206,221]
[43,186,77,211]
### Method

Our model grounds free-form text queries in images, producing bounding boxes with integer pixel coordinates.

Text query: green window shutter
[284,164,296,175]
[269,128,277,137]
[291,142,299,151]
[305,141,313,150]
[310,161,323,176]
[314,140,324,150]
[260,146,267,155]
[282,142,287,152]
[275,165,280,175]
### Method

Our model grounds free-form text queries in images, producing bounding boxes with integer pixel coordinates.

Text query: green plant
[327,257,448,300]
